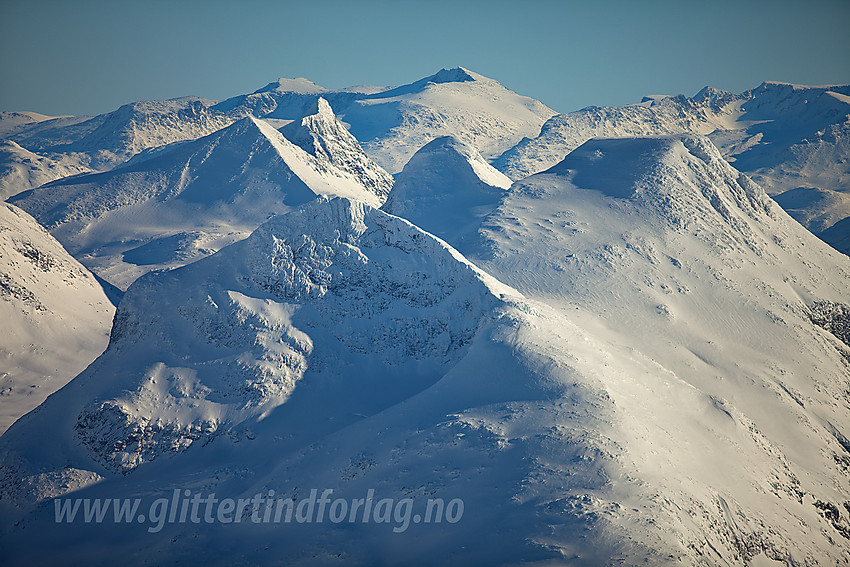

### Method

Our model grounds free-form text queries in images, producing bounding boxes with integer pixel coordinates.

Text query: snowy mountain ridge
[10,97,236,171]
[494,80,850,255]
[1,68,850,566]
[213,67,557,173]
[10,108,389,289]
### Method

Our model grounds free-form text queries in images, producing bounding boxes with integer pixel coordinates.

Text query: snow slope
[7,97,235,171]
[217,67,557,174]
[494,82,850,254]
[0,203,113,434]
[0,196,649,565]
[281,98,394,201]
[0,140,92,200]
[2,137,849,564]
[10,111,388,289]
[383,133,850,563]
[464,134,850,564]
[345,67,557,173]
[382,135,511,246]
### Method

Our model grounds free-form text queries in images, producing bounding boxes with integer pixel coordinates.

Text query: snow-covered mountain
[0,203,113,434]
[10,106,390,289]
[382,135,511,246]
[218,67,557,173]
[8,97,235,171]
[280,98,394,200]
[494,82,850,254]
[385,133,850,563]
[0,140,92,201]
[3,135,849,565]
[2,68,850,566]
[468,134,850,564]
[0,196,623,565]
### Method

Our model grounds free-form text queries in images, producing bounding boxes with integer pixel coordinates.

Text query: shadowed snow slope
[281,98,394,201]
[0,203,113,434]
[10,114,387,290]
[1,196,663,566]
[382,135,511,245]
[464,134,850,565]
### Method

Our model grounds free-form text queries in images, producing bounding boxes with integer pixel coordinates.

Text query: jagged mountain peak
[10,112,387,289]
[692,85,740,108]
[280,98,394,200]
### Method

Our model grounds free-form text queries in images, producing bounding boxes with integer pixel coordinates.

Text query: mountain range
[0,68,849,566]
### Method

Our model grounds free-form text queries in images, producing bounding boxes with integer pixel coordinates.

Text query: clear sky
[1,0,848,117]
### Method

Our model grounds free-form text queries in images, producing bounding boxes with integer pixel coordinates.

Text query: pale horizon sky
[1,0,849,117]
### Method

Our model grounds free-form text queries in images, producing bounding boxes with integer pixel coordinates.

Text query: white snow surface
[1,71,850,566]
[0,203,113,434]
[10,112,388,290]
[0,140,93,200]
[389,133,850,564]
[467,135,850,565]
[216,67,557,174]
[494,82,850,254]
[2,136,849,565]
[382,135,511,246]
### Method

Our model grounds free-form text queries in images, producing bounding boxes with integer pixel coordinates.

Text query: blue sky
[1,0,848,117]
